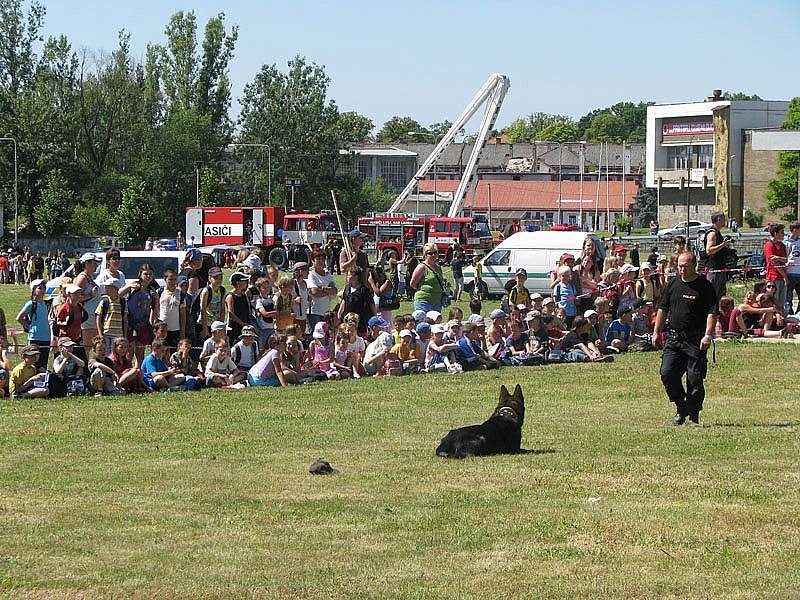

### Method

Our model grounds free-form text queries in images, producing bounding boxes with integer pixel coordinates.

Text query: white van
[463,231,605,297]
[44,250,214,300]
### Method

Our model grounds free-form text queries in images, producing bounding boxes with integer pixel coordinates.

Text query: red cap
[562,253,575,261]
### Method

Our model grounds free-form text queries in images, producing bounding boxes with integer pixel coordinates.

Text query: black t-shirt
[703,228,724,268]
[561,331,588,350]
[343,284,374,334]
[184,254,213,289]
[659,275,717,339]
[451,257,465,279]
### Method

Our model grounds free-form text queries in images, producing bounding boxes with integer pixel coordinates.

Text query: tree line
[0,0,394,244]
[1,0,793,241]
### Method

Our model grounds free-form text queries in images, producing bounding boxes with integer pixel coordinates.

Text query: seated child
[332,332,355,378]
[248,334,289,387]
[10,345,49,398]
[390,329,420,373]
[231,325,260,372]
[170,337,203,390]
[424,323,459,373]
[205,340,246,387]
[142,340,186,390]
[88,335,125,396]
[363,331,393,376]
[108,337,150,393]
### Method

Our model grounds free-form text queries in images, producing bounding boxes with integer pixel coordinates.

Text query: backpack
[232,342,258,367]
[378,276,401,310]
[188,284,226,325]
[127,288,154,326]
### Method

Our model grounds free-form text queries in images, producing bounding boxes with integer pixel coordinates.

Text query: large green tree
[238,55,340,210]
[336,111,373,143]
[113,176,159,245]
[766,97,800,219]
[377,116,424,143]
[501,112,576,143]
[147,10,238,135]
[33,168,71,237]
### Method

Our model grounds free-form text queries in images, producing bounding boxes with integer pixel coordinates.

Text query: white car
[44,250,214,299]
[657,220,712,239]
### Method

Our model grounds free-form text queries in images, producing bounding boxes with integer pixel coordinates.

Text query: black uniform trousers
[659,337,708,416]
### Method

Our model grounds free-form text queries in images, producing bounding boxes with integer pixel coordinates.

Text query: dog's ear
[499,385,510,400]
[512,384,523,401]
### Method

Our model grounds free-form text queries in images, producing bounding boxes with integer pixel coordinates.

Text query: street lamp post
[194,160,202,207]
[227,143,272,205]
[0,137,18,246]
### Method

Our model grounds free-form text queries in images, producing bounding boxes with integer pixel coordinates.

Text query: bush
[744,209,764,229]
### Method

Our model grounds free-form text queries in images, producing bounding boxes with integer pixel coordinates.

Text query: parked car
[44,249,214,300]
[550,224,580,232]
[657,220,712,239]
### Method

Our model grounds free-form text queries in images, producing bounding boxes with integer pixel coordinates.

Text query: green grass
[1,342,799,597]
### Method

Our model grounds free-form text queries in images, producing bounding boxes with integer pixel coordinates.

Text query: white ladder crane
[387,73,510,218]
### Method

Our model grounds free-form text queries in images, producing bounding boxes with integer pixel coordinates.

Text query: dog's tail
[436,435,486,459]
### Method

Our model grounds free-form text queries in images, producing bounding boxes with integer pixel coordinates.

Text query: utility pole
[285,178,301,209]
[194,160,202,207]
[557,143,563,225]
[487,183,492,230]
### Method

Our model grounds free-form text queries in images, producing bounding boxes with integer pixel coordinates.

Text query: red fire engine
[357,212,493,262]
[185,206,341,267]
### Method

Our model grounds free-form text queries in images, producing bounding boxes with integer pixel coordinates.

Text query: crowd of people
[4,216,800,399]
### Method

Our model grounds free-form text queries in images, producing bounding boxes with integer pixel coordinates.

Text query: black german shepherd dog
[436,384,525,458]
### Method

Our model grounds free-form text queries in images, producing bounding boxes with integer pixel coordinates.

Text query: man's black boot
[672,413,686,426]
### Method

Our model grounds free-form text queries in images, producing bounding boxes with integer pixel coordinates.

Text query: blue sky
[42,0,799,133]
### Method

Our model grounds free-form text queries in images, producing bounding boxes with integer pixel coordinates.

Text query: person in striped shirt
[95,272,126,354]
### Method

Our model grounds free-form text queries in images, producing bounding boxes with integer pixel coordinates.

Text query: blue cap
[348,229,368,239]
[368,316,389,328]
[416,322,431,334]
[183,248,202,264]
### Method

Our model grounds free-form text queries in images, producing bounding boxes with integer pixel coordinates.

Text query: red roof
[418,179,638,211]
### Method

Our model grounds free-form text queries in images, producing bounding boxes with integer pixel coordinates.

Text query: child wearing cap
[363,331,393,376]
[390,329,420,373]
[200,321,231,369]
[10,345,49,398]
[425,310,442,325]
[509,269,531,309]
[52,337,86,381]
[424,324,459,373]
[306,321,339,379]
[617,264,639,317]
[205,340,245,388]
[550,254,575,289]
[17,278,52,369]
[231,326,260,372]
[55,283,86,362]
[197,267,227,340]
[96,272,127,355]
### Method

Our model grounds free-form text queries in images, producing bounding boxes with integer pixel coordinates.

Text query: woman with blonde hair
[410,242,447,312]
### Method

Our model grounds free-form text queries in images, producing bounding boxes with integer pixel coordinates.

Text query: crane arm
[387,73,510,215]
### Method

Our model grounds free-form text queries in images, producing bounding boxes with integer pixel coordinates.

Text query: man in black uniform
[653,251,717,425]
[702,211,733,301]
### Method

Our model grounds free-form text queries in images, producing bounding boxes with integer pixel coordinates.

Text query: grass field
[2,339,800,596]
[1,273,798,597]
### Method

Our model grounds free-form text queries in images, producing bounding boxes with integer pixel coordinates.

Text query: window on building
[545,212,553,224]
[667,146,691,170]
[568,214,577,225]
[380,159,408,191]
[697,145,714,169]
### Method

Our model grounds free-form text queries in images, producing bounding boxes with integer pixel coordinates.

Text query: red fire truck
[357,212,493,262]
[185,206,342,267]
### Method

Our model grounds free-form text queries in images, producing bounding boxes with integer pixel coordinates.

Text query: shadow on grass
[709,421,799,429]
[518,448,557,455]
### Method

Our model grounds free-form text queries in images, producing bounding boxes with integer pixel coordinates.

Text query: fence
[14,237,102,256]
